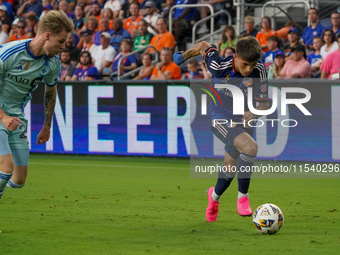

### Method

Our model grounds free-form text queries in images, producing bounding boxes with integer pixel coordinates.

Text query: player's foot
[205,187,219,222]
[237,196,253,216]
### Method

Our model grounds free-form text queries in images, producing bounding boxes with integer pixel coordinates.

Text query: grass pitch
[1,154,339,255]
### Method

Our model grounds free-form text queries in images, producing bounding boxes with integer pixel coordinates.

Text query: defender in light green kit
[0,11,74,204]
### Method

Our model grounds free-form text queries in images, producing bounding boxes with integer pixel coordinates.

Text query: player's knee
[0,162,14,173]
[243,142,258,156]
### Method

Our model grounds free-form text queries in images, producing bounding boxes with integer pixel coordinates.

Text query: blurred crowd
[1,0,339,80]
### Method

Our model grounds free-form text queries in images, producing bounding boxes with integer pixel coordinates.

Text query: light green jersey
[0,39,61,117]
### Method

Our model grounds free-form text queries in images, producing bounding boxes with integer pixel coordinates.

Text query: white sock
[0,171,13,200]
[238,191,249,199]
[6,179,25,188]
[212,189,221,202]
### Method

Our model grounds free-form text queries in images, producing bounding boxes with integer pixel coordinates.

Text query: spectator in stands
[140,0,162,14]
[123,2,142,38]
[74,4,86,32]
[17,0,43,18]
[263,35,284,70]
[0,21,8,44]
[182,58,203,79]
[90,32,117,73]
[267,51,285,79]
[240,16,258,37]
[320,33,340,80]
[65,32,81,66]
[326,12,340,37]
[72,51,100,80]
[143,1,160,36]
[102,8,115,29]
[320,29,338,60]
[256,16,277,52]
[197,0,231,34]
[94,17,113,45]
[119,0,136,20]
[79,29,95,51]
[59,49,77,81]
[150,47,181,80]
[133,19,153,51]
[277,43,311,79]
[133,52,154,80]
[0,5,10,35]
[106,38,137,78]
[40,3,53,20]
[172,0,197,51]
[77,16,98,49]
[103,0,121,18]
[110,17,132,51]
[8,17,18,38]
[7,20,27,42]
[0,0,13,20]
[301,8,324,51]
[59,0,75,19]
[221,46,235,58]
[219,25,237,55]
[199,60,212,79]
[162,0,175,19]
[307,36,323,78]
[147,17,176,53]
[86,1,102,24]
[276,20,295,43]
[283,27,304,60]
[25,14,38,38]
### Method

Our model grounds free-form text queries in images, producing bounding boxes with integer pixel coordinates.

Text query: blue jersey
[73,65,99,80]
[302,23,324,46]
[325,26,340,36]
[263,49,284,70]
[173,0,197,20]
[204,47,268,122]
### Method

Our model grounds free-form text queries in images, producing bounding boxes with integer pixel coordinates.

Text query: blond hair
[245,16,254,23]
[38,10,74,35]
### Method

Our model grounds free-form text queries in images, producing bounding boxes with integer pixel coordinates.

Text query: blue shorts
[211,120,254,160]
[0,118,29,166]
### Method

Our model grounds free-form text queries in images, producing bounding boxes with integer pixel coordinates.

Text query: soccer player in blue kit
[173,36,269,221]
[0,11,74,202]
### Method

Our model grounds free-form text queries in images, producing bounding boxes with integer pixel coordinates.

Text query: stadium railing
[261,0,311,28]
[192,10,232,45]
[168,4,215,44]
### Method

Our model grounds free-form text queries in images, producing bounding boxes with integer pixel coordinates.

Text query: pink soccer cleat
[205,187,219,222]
[237,196,253,216]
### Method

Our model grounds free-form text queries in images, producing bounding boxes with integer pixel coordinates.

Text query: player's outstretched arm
[37,85,57,144]
[173,41,212,65]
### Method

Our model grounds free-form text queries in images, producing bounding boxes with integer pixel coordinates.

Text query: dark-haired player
[173,36,269,221]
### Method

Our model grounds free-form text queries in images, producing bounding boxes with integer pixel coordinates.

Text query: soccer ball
[252,203,284,235]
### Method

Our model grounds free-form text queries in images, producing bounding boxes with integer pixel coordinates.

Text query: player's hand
[0,115,23,131]
[173,51,185,65]
[36,125,51,145]
[242,111,257,127]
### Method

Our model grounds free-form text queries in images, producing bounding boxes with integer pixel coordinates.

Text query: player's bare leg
[7,165,27,189]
